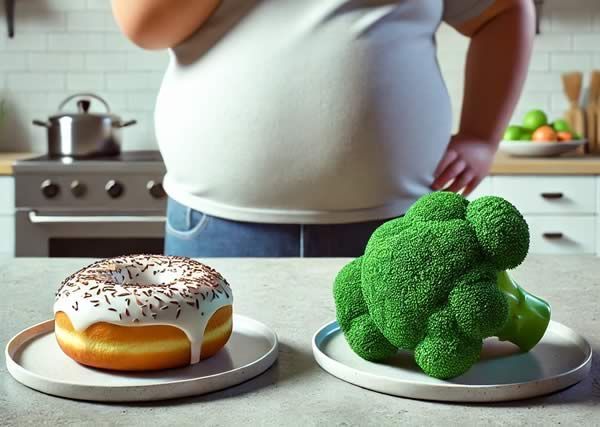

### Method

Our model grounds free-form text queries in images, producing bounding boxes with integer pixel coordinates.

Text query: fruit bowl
[499,139,587,157]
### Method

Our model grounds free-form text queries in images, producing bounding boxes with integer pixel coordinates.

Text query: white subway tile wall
[438,0,600,131]
[0,0,164,151]
[0,0,598,151]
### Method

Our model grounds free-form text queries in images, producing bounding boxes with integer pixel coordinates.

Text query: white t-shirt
[156,0,494,224]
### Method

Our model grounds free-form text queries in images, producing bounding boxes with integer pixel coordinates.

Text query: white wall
[438,0,600,130]
[0,0,599,152]
[0,0,167,152]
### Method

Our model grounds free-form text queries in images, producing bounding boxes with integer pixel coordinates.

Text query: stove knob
[40,179,60,199]
[70,180,86,198]
[105,180,124,199]
[146,180,166,199]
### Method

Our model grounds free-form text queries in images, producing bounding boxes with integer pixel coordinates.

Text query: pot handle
[114,119,137,128]
[32,119,50,128]
[58,93,110,113]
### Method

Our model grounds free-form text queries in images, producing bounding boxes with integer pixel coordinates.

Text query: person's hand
[431,134,497,197]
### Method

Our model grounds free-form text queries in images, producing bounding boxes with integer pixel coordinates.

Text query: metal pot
[33,93,136,158]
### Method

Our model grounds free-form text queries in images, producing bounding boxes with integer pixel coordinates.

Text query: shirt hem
[163,177,414,225]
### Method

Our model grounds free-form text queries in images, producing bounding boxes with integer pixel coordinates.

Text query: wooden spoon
[586,71,600,152]
[590,70,600,154]
[562,72,586,152]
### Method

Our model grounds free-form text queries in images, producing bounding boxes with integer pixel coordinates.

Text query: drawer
[466,177,493,201]
[0,215,14,256]
[0,177,15,215]
[494,176,595,215]
[525,215,595,255]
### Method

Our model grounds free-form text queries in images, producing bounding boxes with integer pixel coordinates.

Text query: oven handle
[28,211,166,224]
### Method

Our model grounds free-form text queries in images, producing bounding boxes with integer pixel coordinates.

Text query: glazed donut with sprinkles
[53,255,233,371]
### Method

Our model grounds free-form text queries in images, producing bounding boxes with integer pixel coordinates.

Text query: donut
[53,255,233,371]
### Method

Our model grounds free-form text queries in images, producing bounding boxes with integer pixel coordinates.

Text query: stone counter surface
[1,256,598,426]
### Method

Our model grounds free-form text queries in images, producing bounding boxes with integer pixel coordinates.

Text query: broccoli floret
[334,257,397,361]
[334,191,551,380]
[466,196,529,270]
[415,306,482,379]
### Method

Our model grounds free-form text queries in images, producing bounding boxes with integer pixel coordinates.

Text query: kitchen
[1,0,599,425]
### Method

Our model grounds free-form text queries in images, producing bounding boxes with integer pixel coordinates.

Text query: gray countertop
[1,256,599,426]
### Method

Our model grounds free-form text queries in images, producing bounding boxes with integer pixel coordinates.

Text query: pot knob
[40,179,60,199]
[146,180,166,199]
[105,180,124,199]
[70,180,86,198]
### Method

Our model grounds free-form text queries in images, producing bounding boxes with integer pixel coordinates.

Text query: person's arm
[432,0,535,195]
[111,0,222,49]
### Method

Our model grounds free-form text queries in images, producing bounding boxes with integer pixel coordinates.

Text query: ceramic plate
[312,320,591,402]
[499,140,587,157]
[6,314,278,402]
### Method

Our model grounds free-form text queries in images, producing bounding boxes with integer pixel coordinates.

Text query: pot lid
[48,93,122,121]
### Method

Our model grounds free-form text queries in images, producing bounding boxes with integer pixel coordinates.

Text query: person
[112,0,534,257]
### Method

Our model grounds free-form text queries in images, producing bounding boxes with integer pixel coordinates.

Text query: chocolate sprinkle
[54,255,233,333]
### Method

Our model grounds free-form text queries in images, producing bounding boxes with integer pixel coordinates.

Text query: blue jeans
[164,198,390,257]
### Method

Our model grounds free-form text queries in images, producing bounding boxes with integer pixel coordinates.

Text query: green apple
[523,109,548,130]
[503,125,525,141]
[520,129,533,141]
[552,119,571,132]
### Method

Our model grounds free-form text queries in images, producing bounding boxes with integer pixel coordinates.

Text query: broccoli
[333,191,551,380]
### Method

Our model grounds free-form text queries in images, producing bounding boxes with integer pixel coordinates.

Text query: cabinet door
[526,215,595,254]
[0,216,14,256]
[465,176,493,201]
[494,176,596,215]
[0,177,14,215]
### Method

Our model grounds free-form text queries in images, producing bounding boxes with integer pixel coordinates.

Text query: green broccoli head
[335,191,550,380]
[466,196,529,270]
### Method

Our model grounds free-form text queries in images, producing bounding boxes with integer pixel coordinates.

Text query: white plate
[499,139,587,157]
[312,320,591,402]
[5,314,278,402]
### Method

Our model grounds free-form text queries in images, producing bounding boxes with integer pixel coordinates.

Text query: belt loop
[185,206,192,229]
[299,224,305,258]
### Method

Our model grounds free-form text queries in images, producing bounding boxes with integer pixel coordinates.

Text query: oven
[14,151,167,257]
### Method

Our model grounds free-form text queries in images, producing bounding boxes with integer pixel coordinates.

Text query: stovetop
[14,150,165,174]
[14,150,167,209]
[20,150,162,163]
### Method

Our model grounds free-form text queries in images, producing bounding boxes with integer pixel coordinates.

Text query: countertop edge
[0,153,37,176]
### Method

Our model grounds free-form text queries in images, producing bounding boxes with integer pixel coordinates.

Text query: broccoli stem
[495,271,551,352]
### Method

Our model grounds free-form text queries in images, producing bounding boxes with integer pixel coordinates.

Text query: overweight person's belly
[155,2,452,223]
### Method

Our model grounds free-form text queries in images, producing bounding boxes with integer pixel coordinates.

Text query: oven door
[15,210,166,257]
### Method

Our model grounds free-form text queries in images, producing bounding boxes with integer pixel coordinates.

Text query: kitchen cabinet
[0,177,15,256]
[471,175,598,255]
[465,177,493,201]
[493,176,596,215]
[526,215,596,255]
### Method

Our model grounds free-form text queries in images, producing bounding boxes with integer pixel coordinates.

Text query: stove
[14,151,167,257]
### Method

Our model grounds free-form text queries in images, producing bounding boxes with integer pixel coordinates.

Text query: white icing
[53,255,233,364]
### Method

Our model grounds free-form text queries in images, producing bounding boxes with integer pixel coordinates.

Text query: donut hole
[108,265,180,286]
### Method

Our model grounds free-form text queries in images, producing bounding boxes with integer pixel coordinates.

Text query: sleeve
[442,0,496,28]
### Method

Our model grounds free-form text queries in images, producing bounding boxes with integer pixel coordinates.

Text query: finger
[433,149,458,179]
[431,159,467,190]
[445,170,475,193]
[461,176,484,197]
